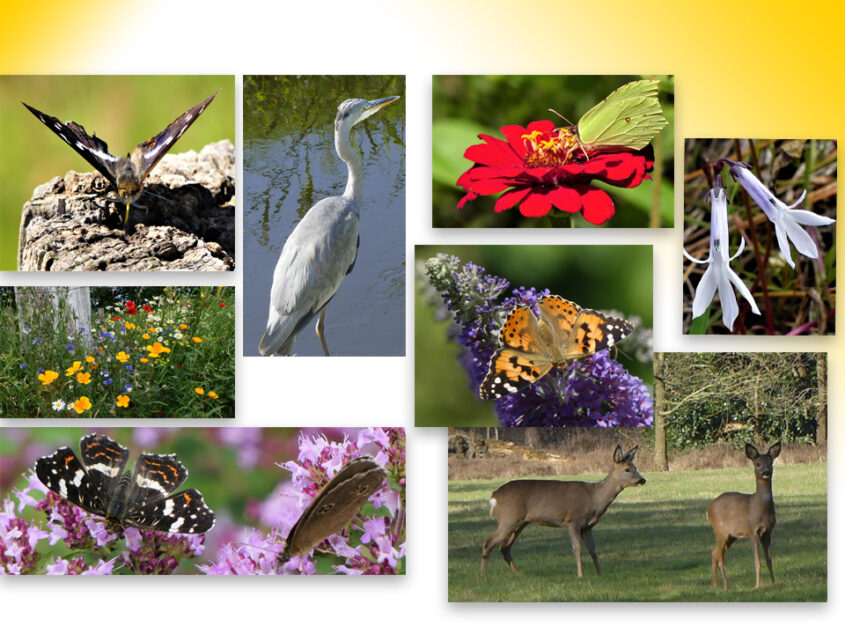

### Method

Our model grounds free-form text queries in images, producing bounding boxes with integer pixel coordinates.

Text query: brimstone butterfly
[564,79,668,157]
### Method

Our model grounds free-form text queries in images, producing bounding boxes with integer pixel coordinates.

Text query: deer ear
[769,442,782,459]
[613,445,624,462]
[745,444,759,460]
[624,445,639,461]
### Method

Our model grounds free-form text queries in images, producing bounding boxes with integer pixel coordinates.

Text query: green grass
[449,463,826,601]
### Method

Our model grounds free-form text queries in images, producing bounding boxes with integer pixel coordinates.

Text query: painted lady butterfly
[478,295,634,400]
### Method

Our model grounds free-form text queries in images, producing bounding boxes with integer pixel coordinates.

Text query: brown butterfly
[279,455,388,566]
[23,91,219,224]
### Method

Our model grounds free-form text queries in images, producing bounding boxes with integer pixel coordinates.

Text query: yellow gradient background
[0,0,841,629]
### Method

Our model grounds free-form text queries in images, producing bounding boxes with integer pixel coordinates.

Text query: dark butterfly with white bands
[279,455,388,565]
[35,433,215,535]
[23,91,218,225]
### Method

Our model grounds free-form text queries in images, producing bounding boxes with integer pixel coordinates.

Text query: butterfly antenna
[547,108,575,127]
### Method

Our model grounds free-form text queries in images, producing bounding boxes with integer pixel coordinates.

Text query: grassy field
[448,462,826,601]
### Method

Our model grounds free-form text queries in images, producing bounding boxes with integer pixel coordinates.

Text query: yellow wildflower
[116,395,130,408]
[38,370,59,385]
[76,372,91,385]
[208,391,219,399]
[192,337,203,344]
[116,351,130,363]
[65,361,82,376]
[194,387,205,395]
[72,396,92,414]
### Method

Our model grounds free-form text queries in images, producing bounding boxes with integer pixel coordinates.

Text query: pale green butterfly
[553,79,668,158]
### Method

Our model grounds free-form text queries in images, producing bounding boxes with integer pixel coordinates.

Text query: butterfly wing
[537,295,581,351]
[282,456,387,562]
[479,305,554,400]
[132,91,219,182]
[125,452,188,510]
[125,488,216,534]
[23,102,120,189]
[562,309,634,360]
[78,433,131,512]
[576,79,667,152]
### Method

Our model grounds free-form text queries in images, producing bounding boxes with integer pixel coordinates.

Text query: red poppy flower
[456,120,654,225]
[125,301,137,315]
[219,302,226,308]
[113,315,121,321]
[143,304,152,313]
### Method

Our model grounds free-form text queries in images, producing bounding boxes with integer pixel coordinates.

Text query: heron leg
[316,306,330,356]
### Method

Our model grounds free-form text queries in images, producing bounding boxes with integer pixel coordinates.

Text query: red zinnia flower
[456,120,654,225]
[125,301,137,315]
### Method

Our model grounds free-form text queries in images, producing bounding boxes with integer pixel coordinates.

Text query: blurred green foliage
[0,75,235,270]
[415,245,653,427]
[432,75,674,228]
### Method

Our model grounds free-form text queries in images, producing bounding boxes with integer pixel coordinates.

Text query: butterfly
[552,79,668,159]
[478,295,634,400]
[279,455,387,566]
[23,91,219,225]
[35,433,215,534]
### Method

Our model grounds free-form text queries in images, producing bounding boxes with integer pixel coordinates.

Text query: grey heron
[259,95,400,356]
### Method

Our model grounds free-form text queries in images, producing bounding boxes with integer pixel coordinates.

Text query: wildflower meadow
[0,287,235,417]
[0,426,405,575]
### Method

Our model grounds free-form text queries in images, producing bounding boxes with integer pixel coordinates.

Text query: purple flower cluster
[422,253,652,427]
[198,427,406,575]
[0,470,206,575]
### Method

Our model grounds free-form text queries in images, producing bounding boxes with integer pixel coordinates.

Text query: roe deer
[707,441,781,590]
[480,445,645,577]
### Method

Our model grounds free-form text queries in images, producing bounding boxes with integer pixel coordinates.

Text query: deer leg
[500,523,527,574]
[582,527,601,575]
[712,534,733,590]
[568,524,584,578]
[481,519,521,575]
[751,533,762,589]
[761,531,775,585]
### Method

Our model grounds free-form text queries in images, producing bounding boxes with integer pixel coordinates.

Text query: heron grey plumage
[259,95,400,356]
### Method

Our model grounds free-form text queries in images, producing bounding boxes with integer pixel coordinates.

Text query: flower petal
[773,219,797,268]
[547,187,581,213]
[691,263,718,319]
[786,208,836,227]
[518,191,553,217]
[716,263,739,330]
[726,266,761,315]
[494,188,530,212]
[781,215,819,259]
[575,187,615,225]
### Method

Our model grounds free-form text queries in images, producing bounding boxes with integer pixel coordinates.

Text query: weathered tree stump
[17,140,235,271]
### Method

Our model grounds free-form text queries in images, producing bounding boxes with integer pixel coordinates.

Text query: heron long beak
[359,95,400,123]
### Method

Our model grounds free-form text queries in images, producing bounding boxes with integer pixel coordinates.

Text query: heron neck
[336,126,363,206]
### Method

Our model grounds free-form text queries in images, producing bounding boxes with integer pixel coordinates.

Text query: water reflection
[244,76,406,356]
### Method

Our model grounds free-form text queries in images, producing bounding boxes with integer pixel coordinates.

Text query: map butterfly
[35,433,215,534]
[23,91,219,225]
[479,295,634,400]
